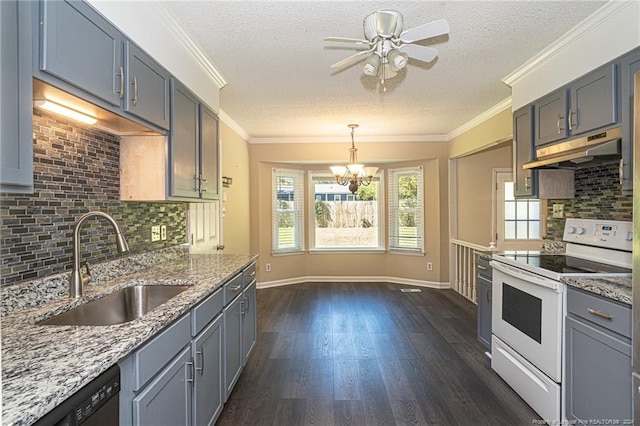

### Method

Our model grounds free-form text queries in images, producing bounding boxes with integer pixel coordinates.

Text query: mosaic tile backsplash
[545,161,632,240]
[0,110,186,287]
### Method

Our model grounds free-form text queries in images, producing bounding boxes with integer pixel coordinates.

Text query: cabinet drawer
[191,288,223,337]
[243,262,256,285]
[567,287,631,339]
[224,273,243,304]
[133,314,191,391]
[476,256,491,280]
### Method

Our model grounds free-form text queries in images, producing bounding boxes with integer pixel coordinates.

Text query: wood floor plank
[217,283,541,426]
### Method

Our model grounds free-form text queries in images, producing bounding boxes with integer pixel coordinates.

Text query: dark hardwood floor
[217,283,540,425]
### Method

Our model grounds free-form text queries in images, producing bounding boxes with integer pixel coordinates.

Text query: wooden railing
[450,239,492,303]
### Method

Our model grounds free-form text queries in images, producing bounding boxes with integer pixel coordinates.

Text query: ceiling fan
[325,10,449,87]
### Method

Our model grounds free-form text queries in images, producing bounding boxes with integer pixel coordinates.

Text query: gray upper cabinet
[534,88,568,147]
[534,63,618,147]
[124,41,171,130]
[200,105,220,200]
[569,63,617,136]
[170,78,220,201]
[40,0,123,107]
[513,105,537,198]
[1,0,33,193]
[170,79,200,199]
[621,47,640,194]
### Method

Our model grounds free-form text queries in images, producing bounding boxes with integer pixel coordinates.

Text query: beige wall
[249,140,451,285]
[455,142,512,246]
[448,108,512,159]
[220,122,251,254]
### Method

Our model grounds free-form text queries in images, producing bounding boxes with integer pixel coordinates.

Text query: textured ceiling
[161,1,606,141]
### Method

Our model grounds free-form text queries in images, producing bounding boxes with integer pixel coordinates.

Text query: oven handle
[490,261,563,293]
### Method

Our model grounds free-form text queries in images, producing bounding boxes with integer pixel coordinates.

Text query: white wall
[508,1,640,110]
[87,1,223,111]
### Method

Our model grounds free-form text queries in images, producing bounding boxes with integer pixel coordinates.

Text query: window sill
[272,250,305,257]
[388,249,425,256]
[308,248,386,255]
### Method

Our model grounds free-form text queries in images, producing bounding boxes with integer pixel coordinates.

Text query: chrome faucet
[70,211,129,298]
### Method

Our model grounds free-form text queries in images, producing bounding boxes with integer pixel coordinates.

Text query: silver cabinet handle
[524,175,531,189]
[186,360,195,384]
[587,308,613,320]
[477,265,487,271]
[196,349,205,376]
[249,271,256,277]
[117,67,124,99]
[619,159,624,185]
[240,300,245,316]
[557,114,561,134]
[231,284,242,291]
[568,109,574,131]
[132,76,138,106]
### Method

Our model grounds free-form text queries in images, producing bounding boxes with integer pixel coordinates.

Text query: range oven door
[491,261,564,382]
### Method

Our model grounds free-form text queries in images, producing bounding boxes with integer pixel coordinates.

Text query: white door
[188,202,221,253]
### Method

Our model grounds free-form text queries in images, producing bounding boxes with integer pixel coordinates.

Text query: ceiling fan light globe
[363,54,381,76]
[387,49,407,70]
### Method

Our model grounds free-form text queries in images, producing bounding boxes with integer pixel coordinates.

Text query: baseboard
[256,276,450,289]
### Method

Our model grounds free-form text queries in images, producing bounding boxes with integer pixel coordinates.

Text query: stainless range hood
[523,126,622,169]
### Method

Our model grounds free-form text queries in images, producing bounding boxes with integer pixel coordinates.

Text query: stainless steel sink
[38,285,190,326]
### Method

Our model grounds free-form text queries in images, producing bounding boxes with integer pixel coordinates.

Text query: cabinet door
[124,41,170,130]
[170,79,200,199]
[621,47,640,194]
[534,88,568,146]
[513,105,537,198]
[40,0,123,107]
[477,276,492,350]
[565,316,632,423]
[0,0,33,193]
[570,63,617,136]
[224,294,243,401]
[199,105,220,200]
[242,281,257,365]
[133,346,193,426]
[193,314,223,426]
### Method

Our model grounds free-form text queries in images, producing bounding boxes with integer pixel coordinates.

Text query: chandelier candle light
[330,124,378,194]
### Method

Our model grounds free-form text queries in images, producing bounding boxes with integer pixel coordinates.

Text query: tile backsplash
[545,161,633,240]
[0,110,186,287]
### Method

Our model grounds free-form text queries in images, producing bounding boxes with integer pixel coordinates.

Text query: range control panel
[563,218,633,251]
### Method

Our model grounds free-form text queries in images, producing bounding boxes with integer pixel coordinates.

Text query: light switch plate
[151,225,161,242]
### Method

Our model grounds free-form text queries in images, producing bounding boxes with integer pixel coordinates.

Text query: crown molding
[502,0,635,87]
[249,134,448,144]
[446,97,512,140]
[155,5,227,89]
[219,109,250,141]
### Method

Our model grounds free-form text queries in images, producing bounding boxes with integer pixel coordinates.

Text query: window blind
[388,166,424,252]
[272,168,305,253]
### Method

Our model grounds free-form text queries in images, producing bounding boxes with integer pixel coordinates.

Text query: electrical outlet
[552,204,564,219]
[265,263,271,272]
[160,225,167,241]
[151,225,161,242]
[427,262,433,271]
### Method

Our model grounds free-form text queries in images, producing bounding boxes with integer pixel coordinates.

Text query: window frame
[308,170,385,253]
[272,168,305,255]
[388,166,425,254]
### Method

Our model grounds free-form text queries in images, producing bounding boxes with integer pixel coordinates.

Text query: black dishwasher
[34,364,120,426]
[476,253,492,353]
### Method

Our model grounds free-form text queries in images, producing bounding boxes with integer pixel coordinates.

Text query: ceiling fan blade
[397,44,439,63]
[399,18,450,43]
[330,49,373,69]
[324,37,370,46]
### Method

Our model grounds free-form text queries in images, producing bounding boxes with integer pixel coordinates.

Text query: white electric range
[490,218,632,421]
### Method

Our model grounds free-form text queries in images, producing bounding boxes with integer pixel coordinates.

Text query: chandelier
[329,124,378,194]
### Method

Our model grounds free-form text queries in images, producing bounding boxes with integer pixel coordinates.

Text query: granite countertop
[1,252,257,426]
[561,275,632,305]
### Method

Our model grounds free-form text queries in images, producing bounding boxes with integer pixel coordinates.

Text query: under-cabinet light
[34,100,97,125]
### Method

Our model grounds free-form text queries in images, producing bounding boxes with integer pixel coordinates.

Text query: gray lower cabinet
[1,0,33,193]
[565,288,632,423]
[476,256,492,351]
[192,314,224,426]
[132,346,193,425]
[242,280,257,365]
[224,293,244,400]
[621,46,640,194]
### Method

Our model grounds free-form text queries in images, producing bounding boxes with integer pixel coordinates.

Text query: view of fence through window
[312,179,379,248]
